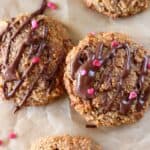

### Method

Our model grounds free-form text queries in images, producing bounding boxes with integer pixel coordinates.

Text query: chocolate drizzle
[14,69,43,113]
[0,0,64,112]
[136,56,149,112]
[120,55,150,114]
[4,0,47,65]
[3,39,47,99]
[71,42,150,115]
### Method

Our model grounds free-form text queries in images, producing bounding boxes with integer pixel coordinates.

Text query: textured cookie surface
[0,10,72,110]
[30,135,102,150]
[84,0,150,18]
[64,32,150,127]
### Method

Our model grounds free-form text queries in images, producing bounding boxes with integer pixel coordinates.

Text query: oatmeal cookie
[64,32,150,127]
[0,0,72,111]
[30,135,102,150]
[84,0,150,18]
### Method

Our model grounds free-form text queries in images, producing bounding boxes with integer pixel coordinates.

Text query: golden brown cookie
[64,32,150,127]
[30,135,102,150]
[84,0,150,18]
[0,0,72,112]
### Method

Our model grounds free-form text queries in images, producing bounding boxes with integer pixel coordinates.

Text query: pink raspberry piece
[31,19,38,29]
[0,140,3,146]
[92,59,102,67]
[89,32,96,35]
[80,69,87,76]
[111,40,119,48]
[87,88,95,95]
[8,132,17,139]
[47,2,57,10]
[129,91,137,100]
[32,56,40,64]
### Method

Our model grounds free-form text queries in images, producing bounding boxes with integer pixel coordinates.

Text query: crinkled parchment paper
[0,0,150,150]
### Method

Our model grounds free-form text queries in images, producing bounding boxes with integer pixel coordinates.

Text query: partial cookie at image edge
[83,0,150,18]
[30,135,102,150]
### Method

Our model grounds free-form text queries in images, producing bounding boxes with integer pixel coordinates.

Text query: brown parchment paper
[0,0,150,150]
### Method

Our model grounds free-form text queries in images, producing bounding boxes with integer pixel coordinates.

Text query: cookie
[30,135,102,150]
[64,32,150,127]
[84,0,150,18]
[0,0,72,112]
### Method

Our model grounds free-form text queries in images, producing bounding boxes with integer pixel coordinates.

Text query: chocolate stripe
[71,42,150,114]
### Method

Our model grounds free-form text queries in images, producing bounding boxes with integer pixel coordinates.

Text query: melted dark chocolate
[14,69,43,113]
[4,0,47,65]
[136,56,149,112]
[71,42,150,115]
[120,99,131,115]
[0,0,64,112]
[86,124,97,128]
[76,60,97,99]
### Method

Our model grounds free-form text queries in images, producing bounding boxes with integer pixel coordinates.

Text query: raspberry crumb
[8,132,17,139]
[47,2,57,10]
[129,91,137,100]
[89,32,96,36]
[32,57,40,64]
[31,19,38,29]
[111,40,119,48]
[92,59,102,67]
[87,88,95,95]
[80,69,87,76]
[0,140,3,146]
